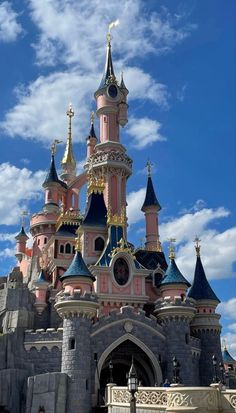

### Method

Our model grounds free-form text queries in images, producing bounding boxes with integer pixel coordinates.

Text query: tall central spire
[99,21,119,88]
[61,104,76,182]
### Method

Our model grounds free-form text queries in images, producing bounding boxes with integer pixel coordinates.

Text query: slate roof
[141,176,161,211]
[37,269,47,283]
[160,258,191,287]
[60,251,95,282]
[98,41,115,89]
[15,226,29,239]
[83,192,107,227]
[188,256,220,302]
[135,249,167,271]
[222,347,236,364]
[43,154,67,189]
[56,224,79,237]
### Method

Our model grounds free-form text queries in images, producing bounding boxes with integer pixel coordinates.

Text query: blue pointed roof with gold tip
[222,346,236,364]
[99,34,116,89]
[43,153,67,189]
[160,257,191,287]
[188,244,220,302]
[141,163,161,211]
[15,226,29,240]
[60,249,95,282]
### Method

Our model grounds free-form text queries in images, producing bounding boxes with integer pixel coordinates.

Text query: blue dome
[160,258,191,287]
[60,251,95,282]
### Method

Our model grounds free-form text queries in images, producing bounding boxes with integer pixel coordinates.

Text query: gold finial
[90,111,95,125]
[51,139,62,155]
[146,160,152,177]
[75,228,81,252]
[61,104,76,168]
[194,236,201,257]
[109,237,136,259]
[168,238,176,259]
[21,210,28,228]
[222,339,227,351]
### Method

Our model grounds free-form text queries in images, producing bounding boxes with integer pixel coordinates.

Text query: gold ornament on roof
[51,139,62,155]
[107,206,126,227]
[168,238,176,259]
[21,210,28,228]
[87,168,105,197]
[146,159,153,177]
[109,237,135,259]
[90,111,95,125]
[194,236,201,257]
[61,103,76,168]
[55,208,83,231]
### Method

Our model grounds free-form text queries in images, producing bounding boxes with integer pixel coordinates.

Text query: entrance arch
[95,333,163,402]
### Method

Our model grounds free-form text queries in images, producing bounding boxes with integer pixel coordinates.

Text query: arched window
[44,237,47,244]
[65,243,71,254]
[94,237,105,251]
[37,239,40,245]
[60,244,64,254]
[69,337,75,350]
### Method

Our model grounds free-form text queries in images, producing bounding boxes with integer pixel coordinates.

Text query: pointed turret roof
[15,226,29,240]
[98,35,116,89]
[188,255,220,302]
[141,162,161,211]
[222,346,236,364]
[160,257,191,287]
[37,269,47,283]
[87,112,97,140]
[83,192,107,227]
[60,250,95,282]
[43,152,67,189]
[61,104,76,172]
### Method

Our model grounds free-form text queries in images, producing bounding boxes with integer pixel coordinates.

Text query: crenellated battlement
[24,327,63,351]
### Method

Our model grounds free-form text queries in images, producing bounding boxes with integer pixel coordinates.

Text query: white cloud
[127,187,146,225]
[28,0,196,67]
[126,117,166,149]
[221,329,236,360]
[177,83,187,102]
[0,2,23,42]
[0,163,44,225]
[219,298,236,320]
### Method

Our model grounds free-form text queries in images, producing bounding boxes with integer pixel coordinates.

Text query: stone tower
[155,242,197,385]
[55,239,99,413]
[188,240,222,385]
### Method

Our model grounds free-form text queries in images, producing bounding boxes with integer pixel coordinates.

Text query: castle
[0,31,233,413]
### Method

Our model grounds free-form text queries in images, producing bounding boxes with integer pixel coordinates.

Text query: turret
[188,238,222,385]
[34,269,49,314]
[61,104,77,183]
[86,112,97,158]
[43,140,67,213]
[55,237,98,413]
[15,223,29,263]
[155,241,196,385]
[141,161,162,252]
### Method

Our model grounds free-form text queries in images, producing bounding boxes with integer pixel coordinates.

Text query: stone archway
[95,334,163,405]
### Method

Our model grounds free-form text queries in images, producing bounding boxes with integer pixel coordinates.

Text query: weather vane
[90,111,95,125]
[51,139,62,155]
[21,210,28,228]
[194,236,201,256]
[146,160,153,177]
[107,19,119,43]
[168,238,176,259]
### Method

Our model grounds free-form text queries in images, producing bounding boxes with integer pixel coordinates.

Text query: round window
[113,258,129,286]
[108,84,118,98]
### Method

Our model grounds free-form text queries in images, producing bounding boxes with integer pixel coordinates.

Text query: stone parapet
[106,385,236,413]
[24,328,63,351]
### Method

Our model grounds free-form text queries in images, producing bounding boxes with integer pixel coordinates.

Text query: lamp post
[128,357,138,413]
[172,356,180,384]
[212,355,219,383]
[219,362,225,385]
[109,359,113,383]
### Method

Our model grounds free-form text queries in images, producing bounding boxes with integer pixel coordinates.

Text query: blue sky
[0,0,235,355]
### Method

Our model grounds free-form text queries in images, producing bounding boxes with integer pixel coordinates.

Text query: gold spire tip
[51,139,62,155]
[75,232,81,252]
[168,238,176,259]
[21,210,28,228]
[194,236,201,257]
[67,103,74,119]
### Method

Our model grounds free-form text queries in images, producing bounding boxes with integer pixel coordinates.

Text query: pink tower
[141,161,162,252]
[87,33,131,223]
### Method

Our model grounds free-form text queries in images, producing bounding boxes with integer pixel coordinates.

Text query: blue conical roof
[160,258,191,287]
[37,269,47,283]
[60,251,95,282]
[83,192,107,227]
[87,122,97,140]
[188,256,220,302]
[222,347,236,364]
[43,154,67,189]
[15,226,29,240]
[141,176,161,211]
[98,40,116,89]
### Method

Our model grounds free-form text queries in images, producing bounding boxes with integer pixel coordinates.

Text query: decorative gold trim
[107,206,126,227]
[168,238,176,259]
[87,169,105,197]
[55,208,83,231]
[109,237,136,259]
